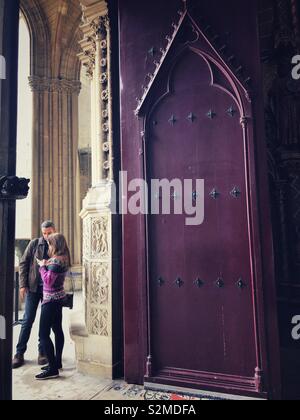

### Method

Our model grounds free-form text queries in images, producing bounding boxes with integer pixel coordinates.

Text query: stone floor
[12,293,205,401]
[13,292,109,400]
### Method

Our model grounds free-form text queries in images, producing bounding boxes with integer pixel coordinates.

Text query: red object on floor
[171,394,188,400]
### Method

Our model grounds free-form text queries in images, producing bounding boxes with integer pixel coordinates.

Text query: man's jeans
[16,287,43,356]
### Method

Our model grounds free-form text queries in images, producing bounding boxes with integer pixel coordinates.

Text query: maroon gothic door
[135,11,271,397]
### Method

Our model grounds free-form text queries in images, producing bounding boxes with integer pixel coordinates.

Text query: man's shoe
[12,354,24,369]
[35,369,59,381]
[38,354,48,366]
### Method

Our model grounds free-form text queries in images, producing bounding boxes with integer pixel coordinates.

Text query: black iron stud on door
[187,112,196,123]
[168,115,177,126]
[175,277,184,288]
[216,278,225,288]
[157,277,165,287]
[210,188,220,200]
[194,278,204,288]
[237,278,247,290]
[227,106,236,117]
[192,191,199,201]
[206,110,216,119]
[230,187,241,199]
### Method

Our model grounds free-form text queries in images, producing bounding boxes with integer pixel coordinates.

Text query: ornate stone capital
[90,15,109,39]
[78,0,112,182]
[29,76,81,95]
[78,0,109,79]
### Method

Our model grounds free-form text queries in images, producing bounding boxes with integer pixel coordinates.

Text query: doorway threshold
[144,382,266,401]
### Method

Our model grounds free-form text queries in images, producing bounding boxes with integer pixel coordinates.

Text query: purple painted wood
[119,0,281,398]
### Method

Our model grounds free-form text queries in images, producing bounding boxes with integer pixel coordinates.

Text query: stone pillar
[78,0,112,183]
[0,0,20,401]
[70,0,121,378]
[29,76,82,266]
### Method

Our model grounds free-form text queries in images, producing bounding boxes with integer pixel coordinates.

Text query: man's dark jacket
[19,238,48,292]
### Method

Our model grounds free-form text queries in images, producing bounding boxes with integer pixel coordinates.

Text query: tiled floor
[92,383,203,401]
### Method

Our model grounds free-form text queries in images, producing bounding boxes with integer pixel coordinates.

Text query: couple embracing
[12,221,71,380]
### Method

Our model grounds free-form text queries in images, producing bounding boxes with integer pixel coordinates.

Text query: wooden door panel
[146,50,257,382]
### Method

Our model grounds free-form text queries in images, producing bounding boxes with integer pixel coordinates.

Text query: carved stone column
[70,0,121,379]
[78,0,113,183]
[29,76,82,265]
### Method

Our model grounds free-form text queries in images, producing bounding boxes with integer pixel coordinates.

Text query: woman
[36,233,71,380]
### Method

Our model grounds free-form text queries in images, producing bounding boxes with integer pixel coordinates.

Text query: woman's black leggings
[39,302,64,370]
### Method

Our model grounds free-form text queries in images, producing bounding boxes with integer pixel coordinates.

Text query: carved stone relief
[89,307,109,337]
[91,262,110,306]
[91,216,109,259]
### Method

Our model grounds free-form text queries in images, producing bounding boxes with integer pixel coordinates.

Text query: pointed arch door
[140,46,267,396]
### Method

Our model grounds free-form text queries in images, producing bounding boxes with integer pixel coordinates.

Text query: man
[12,221,56,369]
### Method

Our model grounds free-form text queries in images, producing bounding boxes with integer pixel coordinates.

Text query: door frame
[119,0,281,399]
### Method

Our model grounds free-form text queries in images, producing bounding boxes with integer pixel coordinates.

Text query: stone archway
[20,0,51,78]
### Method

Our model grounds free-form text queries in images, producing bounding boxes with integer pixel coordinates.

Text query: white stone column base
[70,309,115,379]
[71,181,116,379]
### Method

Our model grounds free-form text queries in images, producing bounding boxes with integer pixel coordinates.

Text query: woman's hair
[47,233,71,268]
